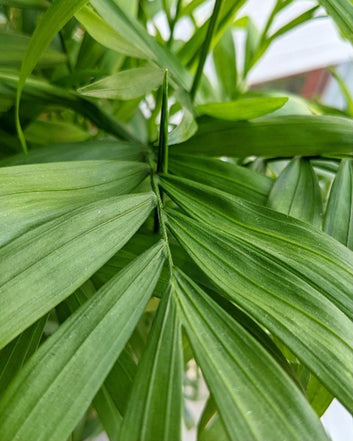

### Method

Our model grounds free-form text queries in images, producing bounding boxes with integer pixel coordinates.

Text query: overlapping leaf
[172,115,353,157]
[1,160,149,245]
[0,242,165,441]
[173,269,329,441]
[0,192,156,349]
[267,158,323,227]
[169,154,273,204]
[120,291,183,441]
[324,159,353,249]
[160,175,353,410]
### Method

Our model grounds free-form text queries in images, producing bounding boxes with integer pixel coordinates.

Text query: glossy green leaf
[324,159,353,249]
[160,176,353,410]
[168,108,197,145]
[79,65,164,100]
[1,160,149,246]
[169,154,273,204]
[172,115,353,157]
[319,0,353,42]
[16,0,88,94]
[173,269,329,441]
[75,6,148,59]
[120,291,183,441]
[2,139,144,166]
[213,29,237,100]
[197,97,288,120]
[0,315,47,394]
[267,158,323,227]
[0,192,156,349]
[0,242,165,441]
[90,0,190,89]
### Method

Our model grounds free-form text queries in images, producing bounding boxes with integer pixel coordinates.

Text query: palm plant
[0,0,352,440]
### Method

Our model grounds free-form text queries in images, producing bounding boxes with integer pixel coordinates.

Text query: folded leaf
[267,158,323,227]
[78,65,164,99]
[173,269,329,441]
[197,97,288,120]
[0,192,156,349]
[324,159,353,249]
[0,241,165,441]
[120,290,183,441]
[169,154,273,204]
[172,115,353,157]
[1,160,149,246]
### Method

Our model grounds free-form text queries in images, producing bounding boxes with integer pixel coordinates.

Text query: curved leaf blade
[78,65,164,100]
[172,115,353,157]
[169,154,273,204]
[0,241,165,441]
[197,97,288,120]
[120,291,183,441]
[160,176,353,410]
[161,175,353,319]
[0,192,156,349]
[324,159,353,249]
[267,158,323,227]
[173,269,329,441]
[1,160,149,246]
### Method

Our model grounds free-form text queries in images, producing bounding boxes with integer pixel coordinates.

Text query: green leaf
[90,0,190,89]
[318,0,353,42]
[173,269,329,441]
[213,29,237,100]
[55,280,137,441]
[0,192,156,349]
[267,158,323,227]
[169,154,273,205]
[160,175,353,410]
[24,119,90,144]
[0,315,47,394]
[172,115,353,157]
[120,291,183,441]
[306,375,334,417]
[198,398,229,441]
[2,139,144,165]
[324,159,353,249]
[0,242,165,441]
[78,65,164,100]
[0,31,65,68]
[0,0,48,8]
[168,108,198,145]
[197,97,288,121]
[75,6,148,59]
[15,0,91,151]
[1,160,149,246]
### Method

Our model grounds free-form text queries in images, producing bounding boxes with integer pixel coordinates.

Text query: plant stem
[167,0,182,46]
[157,69,169,175]
[190,0,223,100]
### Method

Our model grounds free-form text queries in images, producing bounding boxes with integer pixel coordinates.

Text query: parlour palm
[0,0,352,440]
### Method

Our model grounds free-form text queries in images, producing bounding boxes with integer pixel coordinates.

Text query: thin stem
[167,0,182,46]
[157,69,169,175]
[190,0,223,100]
[151,174,174,274]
